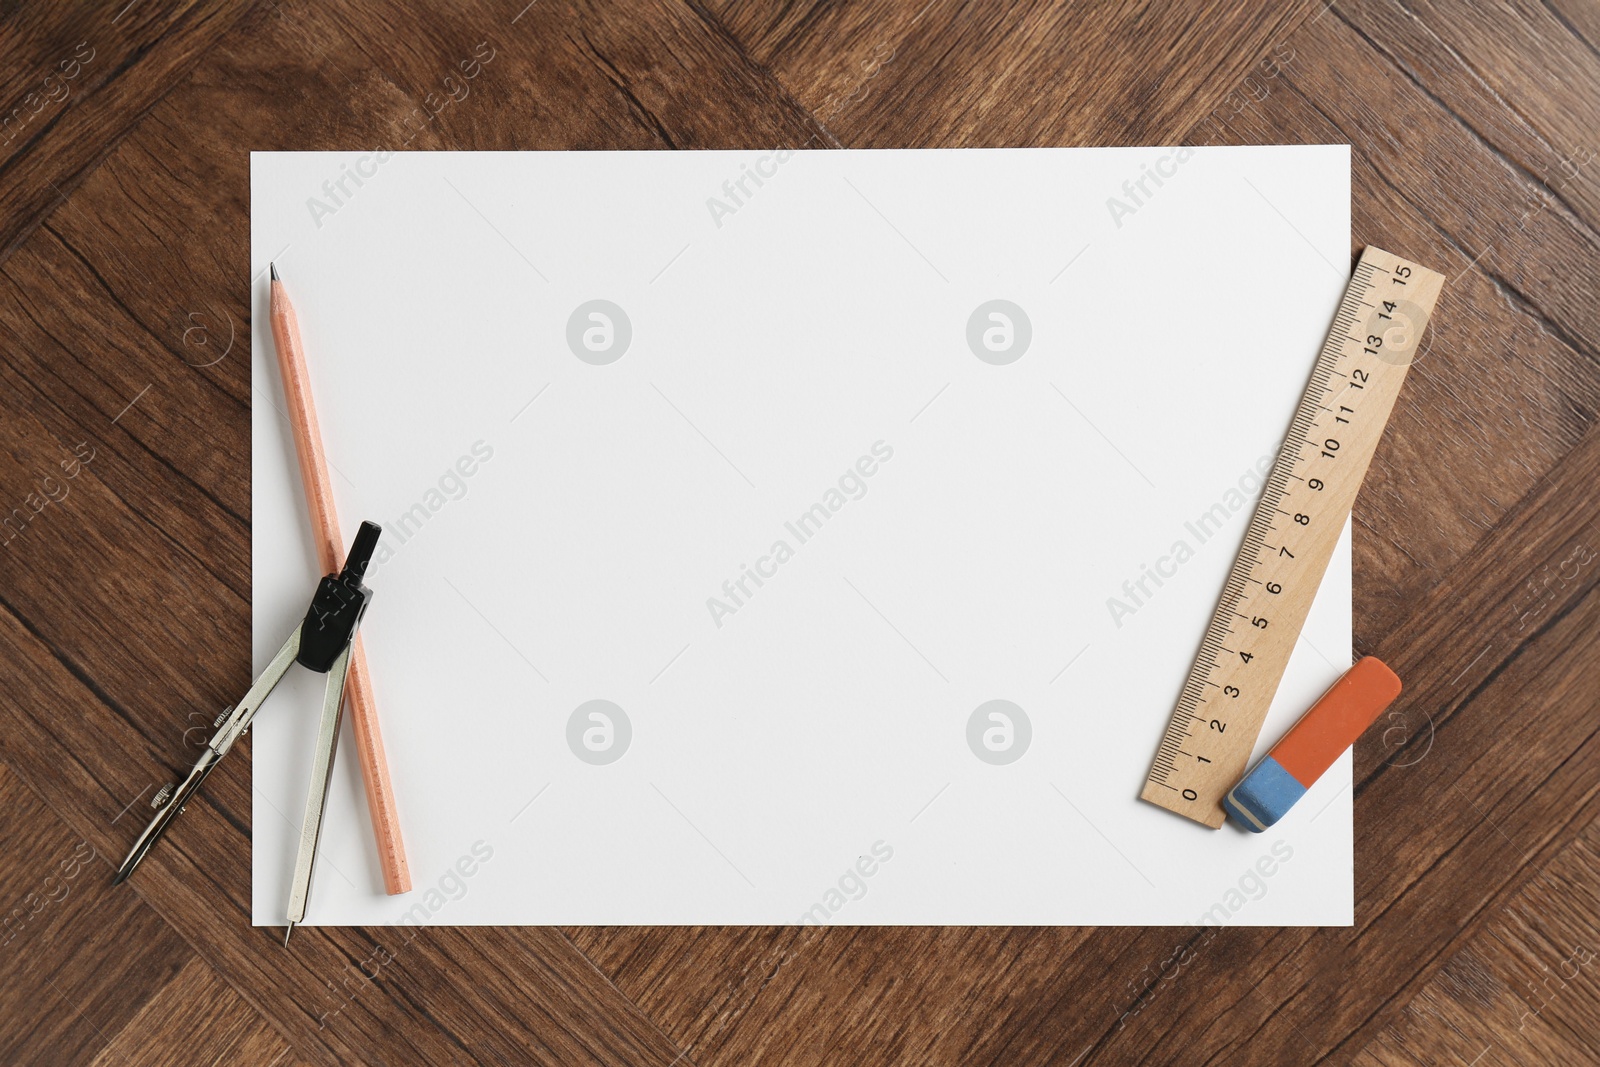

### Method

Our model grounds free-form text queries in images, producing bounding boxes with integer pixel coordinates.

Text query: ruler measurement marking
[1139,247,1445,828]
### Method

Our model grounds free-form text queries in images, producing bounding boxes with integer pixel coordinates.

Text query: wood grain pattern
[0,0,1595,1063]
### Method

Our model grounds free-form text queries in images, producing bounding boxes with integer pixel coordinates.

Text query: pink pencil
[269,263,411,895]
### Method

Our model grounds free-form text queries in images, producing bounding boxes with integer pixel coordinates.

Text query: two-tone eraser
[1223,656,1403,832]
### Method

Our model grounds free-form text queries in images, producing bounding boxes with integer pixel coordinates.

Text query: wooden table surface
[2,1,1597,1064]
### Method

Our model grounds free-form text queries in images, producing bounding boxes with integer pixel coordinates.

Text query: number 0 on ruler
[1140,246,1446,828]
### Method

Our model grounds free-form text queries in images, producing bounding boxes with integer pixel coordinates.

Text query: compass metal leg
[112,627,303,886]
[284,642,353,942]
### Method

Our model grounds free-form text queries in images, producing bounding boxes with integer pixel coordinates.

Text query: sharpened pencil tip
[282,921,295,947]
[111,867,128,887]
[270,262,280,282]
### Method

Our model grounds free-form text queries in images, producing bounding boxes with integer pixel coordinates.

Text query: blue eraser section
[1224,756,1308,832]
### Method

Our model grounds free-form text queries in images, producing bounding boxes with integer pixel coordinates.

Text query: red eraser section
[1270,656,1403,788]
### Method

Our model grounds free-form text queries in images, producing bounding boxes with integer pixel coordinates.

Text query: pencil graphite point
[282,921,295,947]
[270,261,280,282]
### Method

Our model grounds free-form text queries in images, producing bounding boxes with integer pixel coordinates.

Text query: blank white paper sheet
[251,146,1352,926]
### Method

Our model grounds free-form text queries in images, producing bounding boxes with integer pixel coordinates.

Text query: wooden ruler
[1140,246,1445,828]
